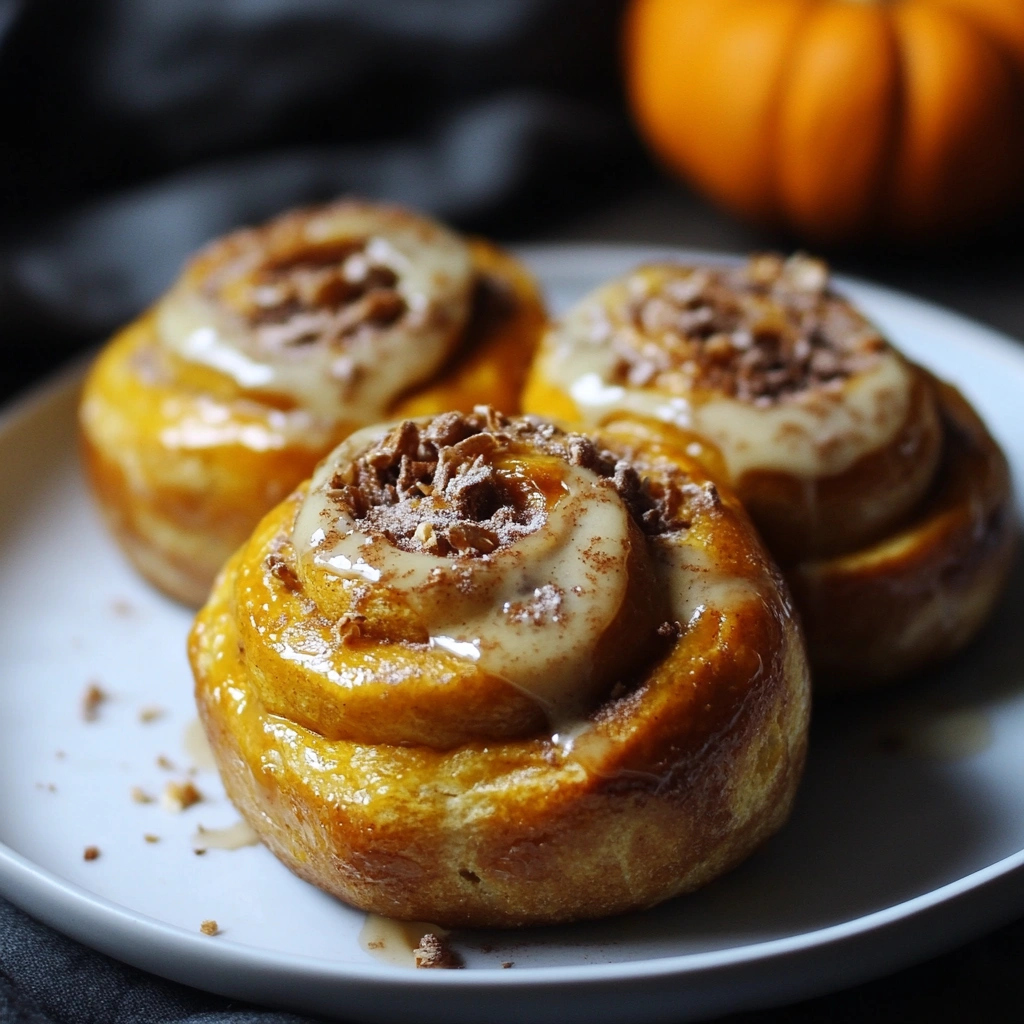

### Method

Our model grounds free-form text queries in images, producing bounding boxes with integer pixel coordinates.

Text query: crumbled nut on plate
[143,834,160,844]
[138,706,165,723]
[82,682,108,722]
[130,786,154,804]
[83,846,100,861]
[161,781,202,812]
[200,919,220,936]
[413,933,463,969]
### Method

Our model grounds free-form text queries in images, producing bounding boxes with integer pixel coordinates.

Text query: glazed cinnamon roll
[80,200,545,605]
[523,255,1015,690]
[189,409,809,927]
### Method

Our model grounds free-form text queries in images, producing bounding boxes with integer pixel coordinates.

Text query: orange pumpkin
[625,0,1024,242]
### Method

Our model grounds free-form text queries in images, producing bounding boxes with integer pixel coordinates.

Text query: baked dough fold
[190,409,810,926]
[523,255,1015,690]
[80,200,545,605]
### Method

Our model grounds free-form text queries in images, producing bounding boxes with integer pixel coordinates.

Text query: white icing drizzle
[290,421,770,746]
[653,535,762,629]
[156,203,474,424]
[538,269,914,480]
[191,820,260,852]
[293,425,637,724]
[183,718,218,772]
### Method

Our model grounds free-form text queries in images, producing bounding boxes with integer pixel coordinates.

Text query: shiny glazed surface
[190,411,810,927]
[524,256,1014,689]
[79,201,546,605]
[523,254,943,564]
[787,378,1016,690]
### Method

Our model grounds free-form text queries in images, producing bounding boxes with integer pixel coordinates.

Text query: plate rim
[2,242,1024,1020]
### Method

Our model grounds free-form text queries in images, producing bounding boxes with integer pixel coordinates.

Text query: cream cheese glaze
[288,411,765,733]
[537,259,916,480]
[293,421,640,724]
[155,201,474,425]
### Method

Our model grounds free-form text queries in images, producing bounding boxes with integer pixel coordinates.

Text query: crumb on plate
[413,933,463,969]
[83,846,100,861]
[200,919,219,936]
[82,682,108,722]
[162,780,202,813]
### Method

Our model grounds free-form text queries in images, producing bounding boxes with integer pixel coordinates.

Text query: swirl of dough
[526,257,1015,691]
[787,378,1016,690]
[157,201,474,425]
[79,200,545,605]
[524,254,943,563]
[190,409,810,926]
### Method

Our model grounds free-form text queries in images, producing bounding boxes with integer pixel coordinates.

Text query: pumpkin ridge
[763,0,823,229]
[888,1,1024,234]
[775,1,903,241]
[625,0,1024,241]
[871,3,909,242]
[926,0,1024,72]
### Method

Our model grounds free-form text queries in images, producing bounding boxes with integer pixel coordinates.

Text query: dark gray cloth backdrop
[0,0,638,397]
[2,2,1024,1022]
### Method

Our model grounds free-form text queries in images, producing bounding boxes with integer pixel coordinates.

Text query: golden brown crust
[523,257,1014,689]
[522,256,944,565]
[189,414,810,927]
[735,367,943,563]
[79,209,545,606]
[786,379,1017,692]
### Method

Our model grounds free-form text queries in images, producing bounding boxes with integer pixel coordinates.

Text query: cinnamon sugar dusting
[325,409,694,551]
[240,237,408,352]
[610,254,886,404]
[296,410,682,725]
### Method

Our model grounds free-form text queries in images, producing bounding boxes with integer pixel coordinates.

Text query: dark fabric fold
[0,0,637,398]
[0,896,313,1024]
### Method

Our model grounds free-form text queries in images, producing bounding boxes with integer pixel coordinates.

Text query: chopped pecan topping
[329,410,694,550]
[162,781,202,813]
[328,410,549,557]
[611,254,886,403]
[413,932,463,969]
[223,236,409,352]
[266,553,302,592]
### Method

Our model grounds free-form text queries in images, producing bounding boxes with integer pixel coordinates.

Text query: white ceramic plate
[1,245,1023,1024]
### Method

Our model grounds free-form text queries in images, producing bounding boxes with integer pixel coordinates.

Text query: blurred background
[3,0,1023,405]
[2,1,1024,1021]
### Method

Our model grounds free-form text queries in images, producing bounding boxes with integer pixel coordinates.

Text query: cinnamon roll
[523,255,1015,690]
[80,200,545,605]
[189,409,809,927]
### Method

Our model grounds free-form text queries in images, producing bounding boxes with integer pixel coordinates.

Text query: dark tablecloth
[3,1,1024,1019]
